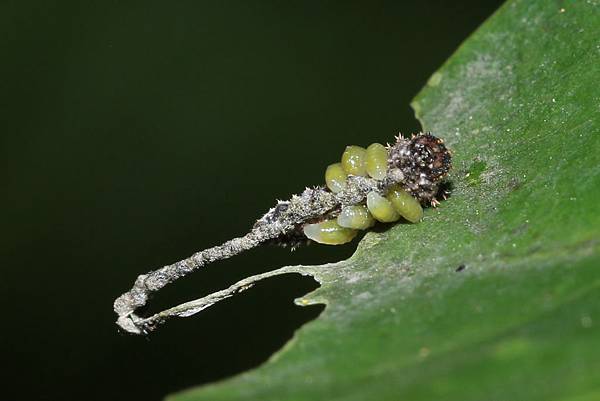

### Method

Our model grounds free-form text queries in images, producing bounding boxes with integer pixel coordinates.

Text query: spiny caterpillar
[114,133,451,334]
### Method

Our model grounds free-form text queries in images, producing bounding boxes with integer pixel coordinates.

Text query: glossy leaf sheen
[170,1,600,400]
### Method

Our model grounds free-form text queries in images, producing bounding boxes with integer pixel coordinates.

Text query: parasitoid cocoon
[325,162,348,193]
[303,219,358,245]
[337,205,375,230]
[386,184,423,223]
[341,145,367,176]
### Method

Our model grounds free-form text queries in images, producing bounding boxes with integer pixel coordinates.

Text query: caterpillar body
[114,133,452,334]
[261,133,451,246]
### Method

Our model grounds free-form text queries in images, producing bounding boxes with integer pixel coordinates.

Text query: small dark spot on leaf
[508,177,523,191]
[455,264,466,272]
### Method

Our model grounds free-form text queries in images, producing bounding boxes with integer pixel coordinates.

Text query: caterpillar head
[389,133,452,203]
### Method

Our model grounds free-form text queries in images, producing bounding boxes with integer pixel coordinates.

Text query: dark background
[1,1,503,400]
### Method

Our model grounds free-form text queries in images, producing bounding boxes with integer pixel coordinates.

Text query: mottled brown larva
[114,132,452,334]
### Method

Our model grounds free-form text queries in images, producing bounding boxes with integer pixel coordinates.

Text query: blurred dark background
[1,1,502,400]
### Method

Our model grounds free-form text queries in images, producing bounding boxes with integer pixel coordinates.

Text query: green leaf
[169,1,600,400]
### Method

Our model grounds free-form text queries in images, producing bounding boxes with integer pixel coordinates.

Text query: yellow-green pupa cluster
[303,143,423,245]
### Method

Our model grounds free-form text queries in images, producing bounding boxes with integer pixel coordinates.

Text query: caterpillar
[114,133,452,334]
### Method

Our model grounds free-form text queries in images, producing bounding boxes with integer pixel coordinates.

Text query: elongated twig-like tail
[114,231,265,334]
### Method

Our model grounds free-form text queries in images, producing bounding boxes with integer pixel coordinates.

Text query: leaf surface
[169,1,600,399]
